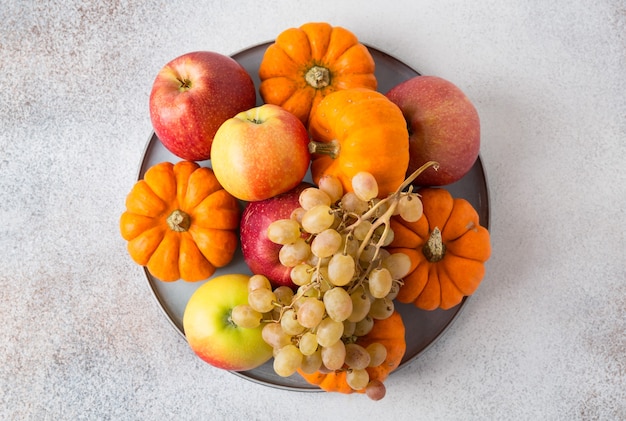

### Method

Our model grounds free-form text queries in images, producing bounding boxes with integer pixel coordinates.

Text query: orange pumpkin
[298,311,406,394]
[387,188,491,310]
[308,88,410,198]
[120,161,240,282]
[259,22,377,126]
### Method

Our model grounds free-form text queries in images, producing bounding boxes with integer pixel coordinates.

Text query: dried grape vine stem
[342,161,439,288]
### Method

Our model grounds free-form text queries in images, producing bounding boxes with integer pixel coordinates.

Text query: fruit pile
[119,22,491,400]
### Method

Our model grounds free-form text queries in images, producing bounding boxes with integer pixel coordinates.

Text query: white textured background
[1,1,624,420]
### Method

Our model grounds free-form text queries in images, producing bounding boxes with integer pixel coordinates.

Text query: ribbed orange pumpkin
[259,22,377,126]
[119,161,240,282]
[387,188,491,310]
[298,311,406,394]
[308,88,410,198]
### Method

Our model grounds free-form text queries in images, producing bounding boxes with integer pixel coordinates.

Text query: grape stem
[345,161,439,231]
[343,161,439,290]
[398,161,440,190]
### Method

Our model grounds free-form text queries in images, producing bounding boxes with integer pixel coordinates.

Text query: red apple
[240,183,312,288]
[183,273,273,371]
[210,104,311,201]
[149,51,256,161]
[386,76,480,186]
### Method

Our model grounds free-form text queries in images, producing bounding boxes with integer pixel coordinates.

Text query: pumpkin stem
[308,139,340,159]
[305,65,331,89]
[423,227,446,262]
[167,209,191,232]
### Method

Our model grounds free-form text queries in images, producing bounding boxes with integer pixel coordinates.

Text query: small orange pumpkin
[120,161,240,282]
[308,88,410,198]
[259,22,377,126]
[387,188,491,310]
[298,311,406,394]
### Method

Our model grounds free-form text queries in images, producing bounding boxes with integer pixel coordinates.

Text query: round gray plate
[137,42,490,391]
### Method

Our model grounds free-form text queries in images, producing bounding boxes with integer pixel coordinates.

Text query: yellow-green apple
[183,273,272,371]
[240,183,312,288]
[210,104,311,201]
[149,51,256,162]
[386,76,480,186]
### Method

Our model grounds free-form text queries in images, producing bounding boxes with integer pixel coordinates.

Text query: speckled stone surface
[1,1,624,420]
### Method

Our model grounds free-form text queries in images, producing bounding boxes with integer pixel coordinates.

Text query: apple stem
[167,209,191,232]
[305,65,331,89]
[177,77,192,90]
[423,227,446,262]
[308,139,340,159]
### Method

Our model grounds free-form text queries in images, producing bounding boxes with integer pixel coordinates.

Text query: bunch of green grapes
[232,168,429,394]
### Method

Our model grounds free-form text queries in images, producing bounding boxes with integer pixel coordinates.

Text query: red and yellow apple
[240,183,312,288]
[183,273,273,371]
[210,104,311,201]
[149,51,256,162]
[386,75,480,186]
